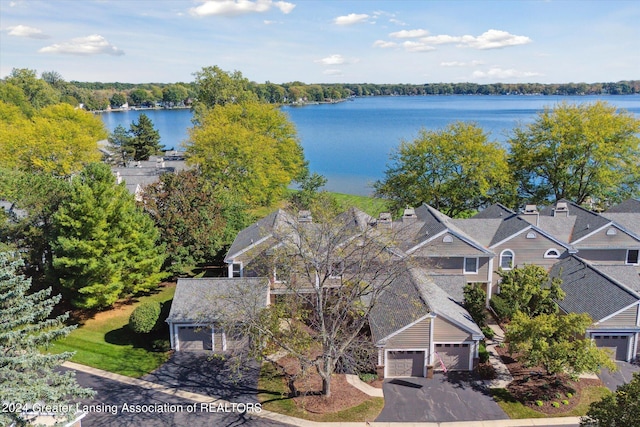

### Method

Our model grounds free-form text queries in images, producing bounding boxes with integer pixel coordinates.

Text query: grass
[47,284,176,378]
[258,363,384,422]
[491,386,611,419]
[330,192,390,217]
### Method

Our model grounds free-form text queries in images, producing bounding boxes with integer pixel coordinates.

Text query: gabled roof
[224,209,294,262]
[450,218,503,247]
[538,199,610,243]
[605,199,640,213]
[488,215,532,247]
[602,199,640,237]
[471,203,516,219]
[549,256,639,322]
[167,278,269,323]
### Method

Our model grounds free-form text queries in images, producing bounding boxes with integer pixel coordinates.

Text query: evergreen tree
[129,113,163,161]
[107,124,134,166]
[52,163,166,309]
[0,252,94,426]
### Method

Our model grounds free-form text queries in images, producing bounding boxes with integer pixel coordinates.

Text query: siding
[433,317,472,341]
[598,305,639,327]
[576,249,629,265]
[411,234,487,257]
[577,226,640,248]
[492,230,566,272]
[386,317,431,349]
[415,256,490,283]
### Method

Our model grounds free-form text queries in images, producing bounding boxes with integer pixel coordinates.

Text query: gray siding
[598,305,639,327]
[492,230,566,272]
[576,249,629,265]
[433,317,472,342]
[577,226,640,248]
[415,256,490,283]
[386,317,431,349]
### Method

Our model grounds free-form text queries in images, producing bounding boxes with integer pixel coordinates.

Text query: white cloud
[315,54,345,65]
[389,18,408,26]
[402,41,436,52]
[39,35,124,56]
[440,60,484,67]
[372,40,397,48]
[323,69,343,76]
[472,67,541,79]
[461,29,532,49]
[334,13,369,25]
[389,29,429,39]
[190,0,295,17]
[7,24,49,39]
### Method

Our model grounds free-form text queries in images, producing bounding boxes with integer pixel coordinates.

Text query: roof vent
[298,210,312,223]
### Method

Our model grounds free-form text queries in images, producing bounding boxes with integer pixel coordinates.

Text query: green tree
[128,301,161,334]
[463,283,487,328]
[128,88,151,106]
[375,122,514,217]
[186,101,306,207]
[110,92,126,108]
[192,65,257,111]
[505,311,616,377]
[0,252,94,427]
[508,101,640,205]
[288,171,328,211]
[162,84,189,105]
[141,169,250,275]
[581,372,640,426]
[107,124,134,166]
[6,68,60,109]
[52,163,166,309]
[128,113,163,160]
[497,264,565,320]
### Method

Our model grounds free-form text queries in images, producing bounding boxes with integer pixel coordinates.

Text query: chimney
[402,207,417,223]
[522,204,539,226]
[298,210,312,223]
[553,201,569,217]
[377,212,392,229]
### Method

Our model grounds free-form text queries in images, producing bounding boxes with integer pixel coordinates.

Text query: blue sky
[1,0,638,84]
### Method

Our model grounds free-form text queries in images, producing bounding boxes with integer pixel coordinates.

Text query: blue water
[100,95,640,195]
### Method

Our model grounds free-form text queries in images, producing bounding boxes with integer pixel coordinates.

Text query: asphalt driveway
[598,361,640,391]
[376,372,508,423]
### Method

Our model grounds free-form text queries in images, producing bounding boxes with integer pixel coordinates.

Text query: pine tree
[129,113,163,161]
[0,252,94,426]
[52,163,166,309]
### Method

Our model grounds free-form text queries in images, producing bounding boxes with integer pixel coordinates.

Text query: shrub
[552,402,560,408]
[490,295,515,323]
[562,400,569,405]
[463,283,487,328]
[535,400,544,406]
[479,342,491,364]
[481,326,495,339]
[567,392,573,398]
[358,373,378,383]
[152,338,171,352]
[129,301,161,334]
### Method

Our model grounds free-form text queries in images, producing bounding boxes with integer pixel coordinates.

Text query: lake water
[100,95,640,195]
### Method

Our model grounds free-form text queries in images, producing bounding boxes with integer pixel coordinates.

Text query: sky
[1,0,638,85]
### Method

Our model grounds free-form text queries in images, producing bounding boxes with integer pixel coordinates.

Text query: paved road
[376,372,509,423]
[598,361,640,391]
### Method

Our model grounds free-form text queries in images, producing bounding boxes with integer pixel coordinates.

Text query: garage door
[177,326,213,351]
[387,351,425,377]
[592,335,629,361]
[434,344,470,371]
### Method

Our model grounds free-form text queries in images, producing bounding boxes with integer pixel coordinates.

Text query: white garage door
[386,351,425,377]
[434,344,470,371]
[178,326,213,351]
[592,335,629,361]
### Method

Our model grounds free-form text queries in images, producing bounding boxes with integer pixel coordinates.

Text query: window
[500,250,514,269]
[606,228,617,236]
[329,261,344,279]
[526,231,537,239]
[231,263,242,278]
[626,249,639,265]
[464,257,478,274]
[544,248,560,259]
[442,235,453,243]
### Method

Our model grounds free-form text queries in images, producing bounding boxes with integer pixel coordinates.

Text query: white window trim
[329,261,344,279]
[442,235,454,243]
[526,231,537,239]
[499,249,514,270]
[544,248,561,259]
[273,266,287,283]
[626,249,640,266]
[606,227,617,236]
[463,257,479,274]
[229,262,243,278]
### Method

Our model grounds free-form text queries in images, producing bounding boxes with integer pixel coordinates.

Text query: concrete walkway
[483,318,514,389]
[345,374,384,397]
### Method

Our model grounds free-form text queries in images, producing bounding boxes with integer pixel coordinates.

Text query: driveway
[376,372,508,423]
[598,361,640,391]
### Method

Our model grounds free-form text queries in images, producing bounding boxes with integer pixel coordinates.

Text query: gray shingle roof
[472,203,516,219]
[601,212,640,238]
[489,215,531,246]
[450,218,502,247]
[549,256,639,322]
[167,278,269,323]
[589,264,640,294]
[428,273,467,303]
[224,209,293,262]
[605,199,640,213]
[539,199,610,243]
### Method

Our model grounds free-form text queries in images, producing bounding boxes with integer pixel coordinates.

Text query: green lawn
[47,284,175,378]
[491,386,611,419]
[258,362,384,422]
[330,192,390,217]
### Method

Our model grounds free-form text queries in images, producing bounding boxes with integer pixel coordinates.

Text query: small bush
[551,402,560,408]
[535,400,543,406]
[129,301,161,334]
[358,373,378,383]
[481,326,495,339]
[490,295,515,323]
[152,339,171,352]
[566,392,573,398]
[479,342,490,364]
[562,400,569,405]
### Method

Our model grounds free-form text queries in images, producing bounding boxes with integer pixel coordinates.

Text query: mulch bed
[496,345,603,415]
[276,356,372,414]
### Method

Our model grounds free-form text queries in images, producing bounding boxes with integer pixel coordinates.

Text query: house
[166,277,269,352]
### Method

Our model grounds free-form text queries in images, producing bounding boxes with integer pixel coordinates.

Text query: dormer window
[442,235,453,243]
[500,250,514,270]
[626,250,639,265]
[606,228,617,236]
[544,248,560,259]
[526,231,537,239]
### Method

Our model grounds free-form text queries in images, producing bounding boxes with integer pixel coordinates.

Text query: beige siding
[411,234,487,257]
[577,226,640,248]
[414,256,490,283]
[492,230,566,272]
[433,317,472,341]
[576,249,628,265]
[386,317,431,349]
[463,257,490,283]
[598,305,639,327]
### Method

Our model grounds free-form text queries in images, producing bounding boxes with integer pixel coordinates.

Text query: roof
[538,199,610,243]
[549,256,639,322]
[471,203,516,219]
[427,273,467,304]
[449,218,502,247]
[605,199,640,213]
[601,212,640,238]
[224,209,293,262]
[167,278,269,323]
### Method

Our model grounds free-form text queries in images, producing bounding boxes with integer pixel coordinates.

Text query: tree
[129,301,161,334]
[128,88,151,106]
[0,252,94,426]
[505,311,616,377]
[6,68,60,109]
[581,372,640,426]
[141,169,250,275]
[128,113,163,160]
[107,124,134,166]
[192,65,257,111]
[496,264,565,320]
[0,101,106,176]
[162,84,189,105]
[224,206,408,397]
[52,163,166,309]
[463,283,487,328]
[186,101,306,207]
[374,122,514,217]
[288,171,328,211]
[508,101,640,205]
[110,92,126,108]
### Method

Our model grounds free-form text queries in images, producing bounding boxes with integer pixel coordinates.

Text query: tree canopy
[192,65,257,110]
[128,113,163,161]
[0,252,93,426]
[582,372,640,426]
[508,101,640,205]
[375,122,514,217]
[186,101,306,207]
[52,163,165,309]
